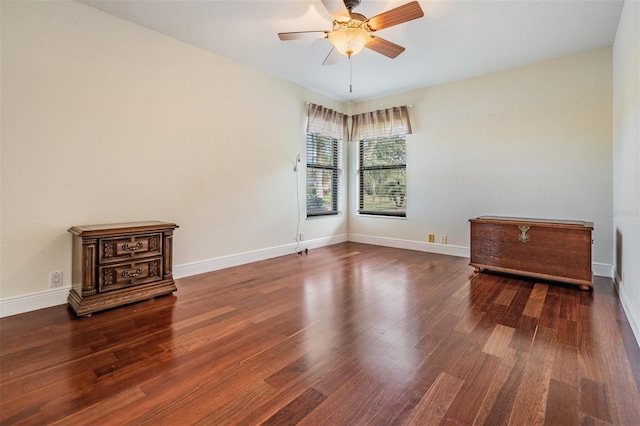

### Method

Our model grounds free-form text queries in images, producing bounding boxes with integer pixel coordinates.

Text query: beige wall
[0,1,624,320]
[613,0,640,341]
[348,48,614,266]
[0,1,347,300]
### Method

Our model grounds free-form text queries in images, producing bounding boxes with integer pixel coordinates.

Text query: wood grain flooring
[1,242,639,425]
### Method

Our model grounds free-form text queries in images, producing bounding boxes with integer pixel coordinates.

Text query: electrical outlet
[428,233,435,243]
[441,235,448,244]
[50,271,63,288]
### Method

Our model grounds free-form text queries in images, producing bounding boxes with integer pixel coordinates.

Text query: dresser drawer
[99,233,162,263]
[98,257,163,292]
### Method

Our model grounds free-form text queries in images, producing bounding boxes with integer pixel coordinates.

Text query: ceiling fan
[278,0,424,65]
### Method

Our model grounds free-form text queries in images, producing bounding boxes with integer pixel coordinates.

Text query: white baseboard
[592,262,614,278]
[0,235,348,318]
[0,233,617,319]
[614,273,640,347]
[0,286,71,318]
[172,234,348,279]
[349,235,614,278]
[347,234,470,258]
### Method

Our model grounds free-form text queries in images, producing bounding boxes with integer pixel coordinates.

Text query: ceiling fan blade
[322,46,342,65]
[321,0,350,22]
[278,31,329,41]
[366,36,406,59]
[367,1,424,31]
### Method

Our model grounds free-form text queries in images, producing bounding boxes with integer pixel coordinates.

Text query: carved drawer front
[99,233,162,263]
[98,258,163,292]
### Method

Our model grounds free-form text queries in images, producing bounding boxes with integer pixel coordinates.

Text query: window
[306,133,340,216]
[351,105,411,217]
[359,136,406,217]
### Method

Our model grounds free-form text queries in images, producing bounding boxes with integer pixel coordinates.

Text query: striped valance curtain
[306,103,349,141]
[350,105,412,141]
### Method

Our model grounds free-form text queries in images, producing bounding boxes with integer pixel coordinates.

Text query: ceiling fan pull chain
[349,54,353,93]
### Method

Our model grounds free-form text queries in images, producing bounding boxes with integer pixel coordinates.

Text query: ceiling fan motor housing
[344,0,361,11]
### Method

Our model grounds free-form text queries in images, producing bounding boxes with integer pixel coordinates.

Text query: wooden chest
[68,221,178,316]
[469,216,593,290]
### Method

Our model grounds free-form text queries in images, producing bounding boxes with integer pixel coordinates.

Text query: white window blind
[359,136,406,217]
[306,134,340,216]
[305,103,346,217]
[354,106,411,217]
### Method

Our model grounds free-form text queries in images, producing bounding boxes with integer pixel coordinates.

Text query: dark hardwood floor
[1,242,639,425]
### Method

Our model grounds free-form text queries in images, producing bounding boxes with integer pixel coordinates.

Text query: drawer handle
[518,226,531,243]
[122,268,143,278]
[122,242,143,251]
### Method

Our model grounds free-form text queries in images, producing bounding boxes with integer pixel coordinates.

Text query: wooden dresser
[68,221,178,316]
[469,216,593,290]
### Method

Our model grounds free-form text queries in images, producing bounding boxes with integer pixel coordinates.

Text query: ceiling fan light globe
[329,27,371,56]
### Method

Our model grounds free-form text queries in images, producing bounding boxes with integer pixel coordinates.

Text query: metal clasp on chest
[518,226,531,243]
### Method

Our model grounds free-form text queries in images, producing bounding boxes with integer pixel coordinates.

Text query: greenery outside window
[358,136,406,217]
[307,133,339,216]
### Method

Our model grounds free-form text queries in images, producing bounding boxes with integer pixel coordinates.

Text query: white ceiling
[80,0,624,102]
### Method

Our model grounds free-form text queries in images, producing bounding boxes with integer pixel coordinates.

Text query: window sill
[306,212,342,220]
[356,213,407,220]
